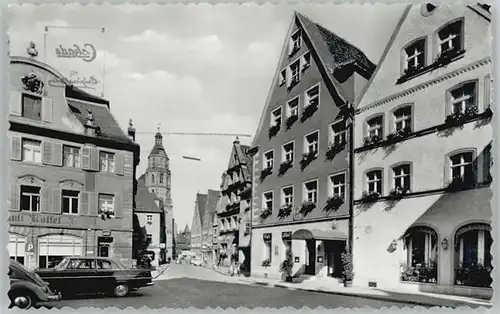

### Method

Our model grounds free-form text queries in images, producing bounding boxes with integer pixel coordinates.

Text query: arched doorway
[9,233,26,265]
[38,234,83,269]
[454,223,492,287]
[401,226,438,283]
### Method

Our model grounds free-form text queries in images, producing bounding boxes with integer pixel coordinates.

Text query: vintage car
[35,256,154,297]
[8,259,61,309]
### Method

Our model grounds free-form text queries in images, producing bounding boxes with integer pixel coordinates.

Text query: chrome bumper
[145,282,155,286]
[46,293,61,301]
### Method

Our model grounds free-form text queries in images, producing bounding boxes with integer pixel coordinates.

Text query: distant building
[175,225,191,256]
[190,193,207,258]
[7,56,140,269]
[201,190,220,266]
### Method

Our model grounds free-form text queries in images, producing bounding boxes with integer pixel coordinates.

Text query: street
[39,264,426,309]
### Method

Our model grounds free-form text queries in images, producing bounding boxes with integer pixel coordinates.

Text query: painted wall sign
[8,213,74,227]
[55,44,97,62]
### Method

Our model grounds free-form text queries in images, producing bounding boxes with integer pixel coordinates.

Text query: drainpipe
[347,102,355,258]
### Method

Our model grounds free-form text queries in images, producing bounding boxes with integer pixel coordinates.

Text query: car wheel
[10,292,36,310]
[114,284,129,297]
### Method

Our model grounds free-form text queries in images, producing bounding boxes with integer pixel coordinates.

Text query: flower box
[386,127,412,144]
[444,106,478,127]
[387,187,409,201]
[360,191,381,203]
[278,160,293,176]
[260,208,272,220]
[285,114,299,130]
[326,140,347,161]
[268,124,281,138]
[435,48,465,66]
[260,167,273,181]
[300,102,319,123]
[278,204,293,219]
[261,259,271,267]
[400,262,438,284]
[300,201,316,215]
[325,195,344,211]
[455,264,492,288]
[363,134,382,146]
[300,150,317,170]
[446,176,477,192]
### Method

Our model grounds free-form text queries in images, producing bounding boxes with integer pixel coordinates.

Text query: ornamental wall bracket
[21,71,44,95]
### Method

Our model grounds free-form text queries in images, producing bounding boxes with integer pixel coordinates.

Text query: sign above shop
[263,233,272,241]
[8,212,77,228]
[282,231,292,240]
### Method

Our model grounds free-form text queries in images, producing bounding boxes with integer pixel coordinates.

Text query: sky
[8,3,406,230]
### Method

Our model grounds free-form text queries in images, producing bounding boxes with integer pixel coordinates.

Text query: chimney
[128,119,136,141]
[233,136,240,145]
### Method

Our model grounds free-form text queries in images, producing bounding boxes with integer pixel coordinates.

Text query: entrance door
[98,237,113,257]
[326,241,344,278]
[305,240,316,275]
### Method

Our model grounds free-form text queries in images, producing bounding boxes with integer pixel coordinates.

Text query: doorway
[305,240,316,275]
[98,236,113,257]
[325,241,344,278]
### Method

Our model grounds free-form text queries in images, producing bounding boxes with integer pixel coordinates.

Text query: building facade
[143,130,174,261]
[250,12,375,280]
[216,137,252,267]
[190,193,207,259]
[201,189,220,266]
[8,56,140,270]
[175,225,191,257]
[352,4,492,298]
[135,176,165,267]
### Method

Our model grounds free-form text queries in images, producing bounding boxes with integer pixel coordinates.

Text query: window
[329,173,346,199]
[301,52,311,71]
[394,106,412,132]
[62,190,79,214]
[450,152,475,182]
[67,259,95,270]
[147,234,153,244]
[289,29,301,55]
[100,152,116,173]
[282,142,294,163]
[98,194,114,215]
[146,215,153,224]
[304,131,319,155]
[286,97,299,117]
[263,191,273,211]
[392,164,411,191]
[22,94,42,120]
[151,174,155,184]
[160,174,164,184]
[97,259,120,270]
[279,69,287,86]
[366,170,382,194]
[22,139,41,163]
[305,85,320,108]
[402,227,438,283]
[20,185,40,212]
[367,116,384,138]
[330,120,346,145]
[63,145,80,168]
[404,39,426,71]
[264,238,272,262]
[263,150,274,170]
[290,60,300,85]
[282,186,293,206]
[450,82,476,115]
[303,180,318,204]
[438,20,463,55]
[271,107,282,128]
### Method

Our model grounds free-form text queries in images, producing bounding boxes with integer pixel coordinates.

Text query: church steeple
[155,125,163,145]
[149,124,168,159]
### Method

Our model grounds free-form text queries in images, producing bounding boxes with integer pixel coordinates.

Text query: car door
[64,258,98,295]
[96,259,120,292]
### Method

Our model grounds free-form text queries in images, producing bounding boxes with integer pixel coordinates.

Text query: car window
[67,259,95,270]
[97,259,119,270]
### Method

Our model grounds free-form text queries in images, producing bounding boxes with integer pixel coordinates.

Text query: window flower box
[300,150,317,170]
[446,176,477,192]
[260,208,272,220]
[387,187,409,201]
[363,134,382,147]
[400,262,438,284]
[326,140,347,161]
[260,167,273,181]
[287,78,299,91]
[268,124,281,139]
[247,146,259,156]
[285,114,299,130]
[386,127,412,144]
[325,195,344,212]
[300,102,319,123]
[435,48,465,66]
[261,259,271,267]
[396,65,425,83]
[455,264,492,288]
[278,160,293,176]
[444,106,478,127]
[278,204,293,219]
[299,201,316,216]
[360,191,381,203]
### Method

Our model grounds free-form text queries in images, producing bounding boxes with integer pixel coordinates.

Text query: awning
[291,229,347,241]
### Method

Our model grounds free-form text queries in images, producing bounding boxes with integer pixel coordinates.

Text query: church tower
[145,127,174,260]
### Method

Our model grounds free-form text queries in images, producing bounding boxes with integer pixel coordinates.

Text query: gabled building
[134,175,165,267]
[175,225,191,256]
[201,189,220,265]
[249,12,375,280]
[8,55,140,269]
[352,4,492,299]
[216,137,253,267]
[190,193,207,259]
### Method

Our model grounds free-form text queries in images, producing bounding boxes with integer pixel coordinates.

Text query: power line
[135,131,252,138]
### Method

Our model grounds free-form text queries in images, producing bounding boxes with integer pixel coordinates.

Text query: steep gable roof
[196,193,208,226]
[203,189,220,229]
[226,138,253,181]
[135,176,163,213]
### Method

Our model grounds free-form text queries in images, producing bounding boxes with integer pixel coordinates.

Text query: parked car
[35,256,154,298]
[8,259,61,309]
[191,258,202,266]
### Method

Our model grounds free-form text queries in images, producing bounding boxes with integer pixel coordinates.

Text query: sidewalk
[210,269,492,308]
[151,263,171,279]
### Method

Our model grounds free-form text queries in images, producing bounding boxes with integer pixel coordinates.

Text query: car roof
[68,256,123,263]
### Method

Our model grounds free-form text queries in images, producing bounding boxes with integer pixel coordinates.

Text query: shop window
[9,234,26,265]
[100,151,116,173]
[38,235,83,269]
[401,226,438,283]
[62,190,79,214]
[63,145,80,168]
[22,93,42,120]
[22,139,42,163]
[454,223,492,287]
[20,185,40,212]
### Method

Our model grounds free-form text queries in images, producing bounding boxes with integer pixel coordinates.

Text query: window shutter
[115,152,124,176]
[89,192,99,216]
[484,75,491,109]
[10,91,22,116]
[483,145,492,183]
[10,136,22,161]
[286,67,292,88]
[42,141,53,165]
[10,184,20,211]
[41,97,53,123]
[89,148,100,171]
[52,188,61,214]
[81,147,91,170]
[52,143,63,166]
[114,192,122,218]
[81,191,90,216]
[40,187,53,214]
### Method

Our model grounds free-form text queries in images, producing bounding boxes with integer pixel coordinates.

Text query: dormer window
[404,39,426,73]
[289,30,301,56]
[438,20,463,55]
